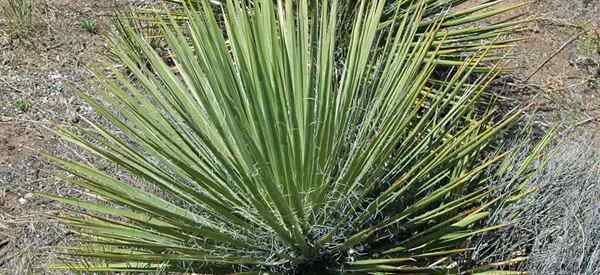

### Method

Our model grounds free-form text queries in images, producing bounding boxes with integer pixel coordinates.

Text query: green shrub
[80,18,97,33]
[47,0,543,273]
[15,99,31,112]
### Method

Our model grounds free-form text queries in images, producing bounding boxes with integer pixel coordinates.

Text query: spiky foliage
[47,0,539,273]
[123,0,528,71]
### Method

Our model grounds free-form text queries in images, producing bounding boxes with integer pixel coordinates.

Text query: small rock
[49,73,62,81]
[18,198,27,205]
[24,193,33,199]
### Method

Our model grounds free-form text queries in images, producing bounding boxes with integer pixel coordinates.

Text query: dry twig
[0,78,26,93]
[524,30,587,82]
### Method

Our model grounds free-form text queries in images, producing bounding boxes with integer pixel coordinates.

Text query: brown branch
[524,30,587,82]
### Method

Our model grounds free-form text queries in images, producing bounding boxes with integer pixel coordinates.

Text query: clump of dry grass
[1,0,34,38]
[0,211,68,274]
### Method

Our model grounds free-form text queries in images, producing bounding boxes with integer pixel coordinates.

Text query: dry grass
[0,1,158,273]
[0,0,34,39]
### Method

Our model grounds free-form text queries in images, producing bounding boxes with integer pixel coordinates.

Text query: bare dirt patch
[0,123,37,167]
[458,0,600,131]
[512,0,600,129]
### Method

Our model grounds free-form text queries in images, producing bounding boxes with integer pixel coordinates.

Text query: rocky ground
[0,0,599,274]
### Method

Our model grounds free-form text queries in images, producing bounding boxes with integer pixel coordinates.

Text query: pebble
[24,193,33,199]
[18,198,27,205]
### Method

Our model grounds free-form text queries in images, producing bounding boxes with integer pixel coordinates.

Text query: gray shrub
[474,134,600,275]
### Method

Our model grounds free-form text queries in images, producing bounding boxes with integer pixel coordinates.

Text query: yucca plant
[45,0,543,273]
